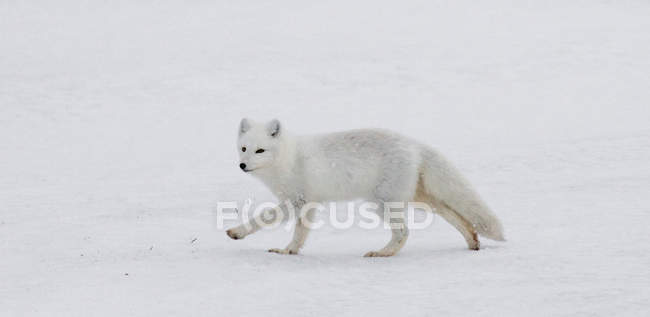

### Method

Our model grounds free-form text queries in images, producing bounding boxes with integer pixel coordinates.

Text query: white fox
[226,118,505,257]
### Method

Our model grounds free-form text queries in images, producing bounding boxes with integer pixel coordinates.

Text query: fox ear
[239,118,251,135]
[267,119,281,138]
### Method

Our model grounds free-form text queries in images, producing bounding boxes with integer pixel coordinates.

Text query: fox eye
[241,147,246,152]
[255,149,265,154]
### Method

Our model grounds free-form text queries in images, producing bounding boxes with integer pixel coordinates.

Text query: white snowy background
[2,1,649,316]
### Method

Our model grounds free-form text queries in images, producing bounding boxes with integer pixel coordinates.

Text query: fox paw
[363,250,395,257]
[468,233,480,250]
[226,228,245,240]
[268,248,298,255]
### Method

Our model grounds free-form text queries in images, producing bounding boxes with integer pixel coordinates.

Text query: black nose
[239,163,247,170]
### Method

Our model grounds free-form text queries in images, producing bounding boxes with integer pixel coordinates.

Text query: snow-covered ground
[2,1,650,316]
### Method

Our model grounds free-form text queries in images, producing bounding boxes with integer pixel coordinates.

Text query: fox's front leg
[226,205,287,240]
[268,208,316,255]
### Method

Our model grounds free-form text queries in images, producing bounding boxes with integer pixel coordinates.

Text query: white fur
[227,118,505,257]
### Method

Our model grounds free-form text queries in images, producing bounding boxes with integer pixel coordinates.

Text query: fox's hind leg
[363,163,418,257]
[415,185,479,250]
[363,201,409,257]
[434,203,480,250]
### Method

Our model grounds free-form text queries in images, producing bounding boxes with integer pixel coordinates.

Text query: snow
[2,0,650,315]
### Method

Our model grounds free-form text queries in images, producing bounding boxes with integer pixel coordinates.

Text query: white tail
[419,148,505,241]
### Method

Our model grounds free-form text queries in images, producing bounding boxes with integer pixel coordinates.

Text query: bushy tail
[419,148,505,241]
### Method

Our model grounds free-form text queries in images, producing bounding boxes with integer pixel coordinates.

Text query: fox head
[237,118,284,173]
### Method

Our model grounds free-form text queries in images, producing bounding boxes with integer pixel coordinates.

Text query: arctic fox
[226,118,505,257]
